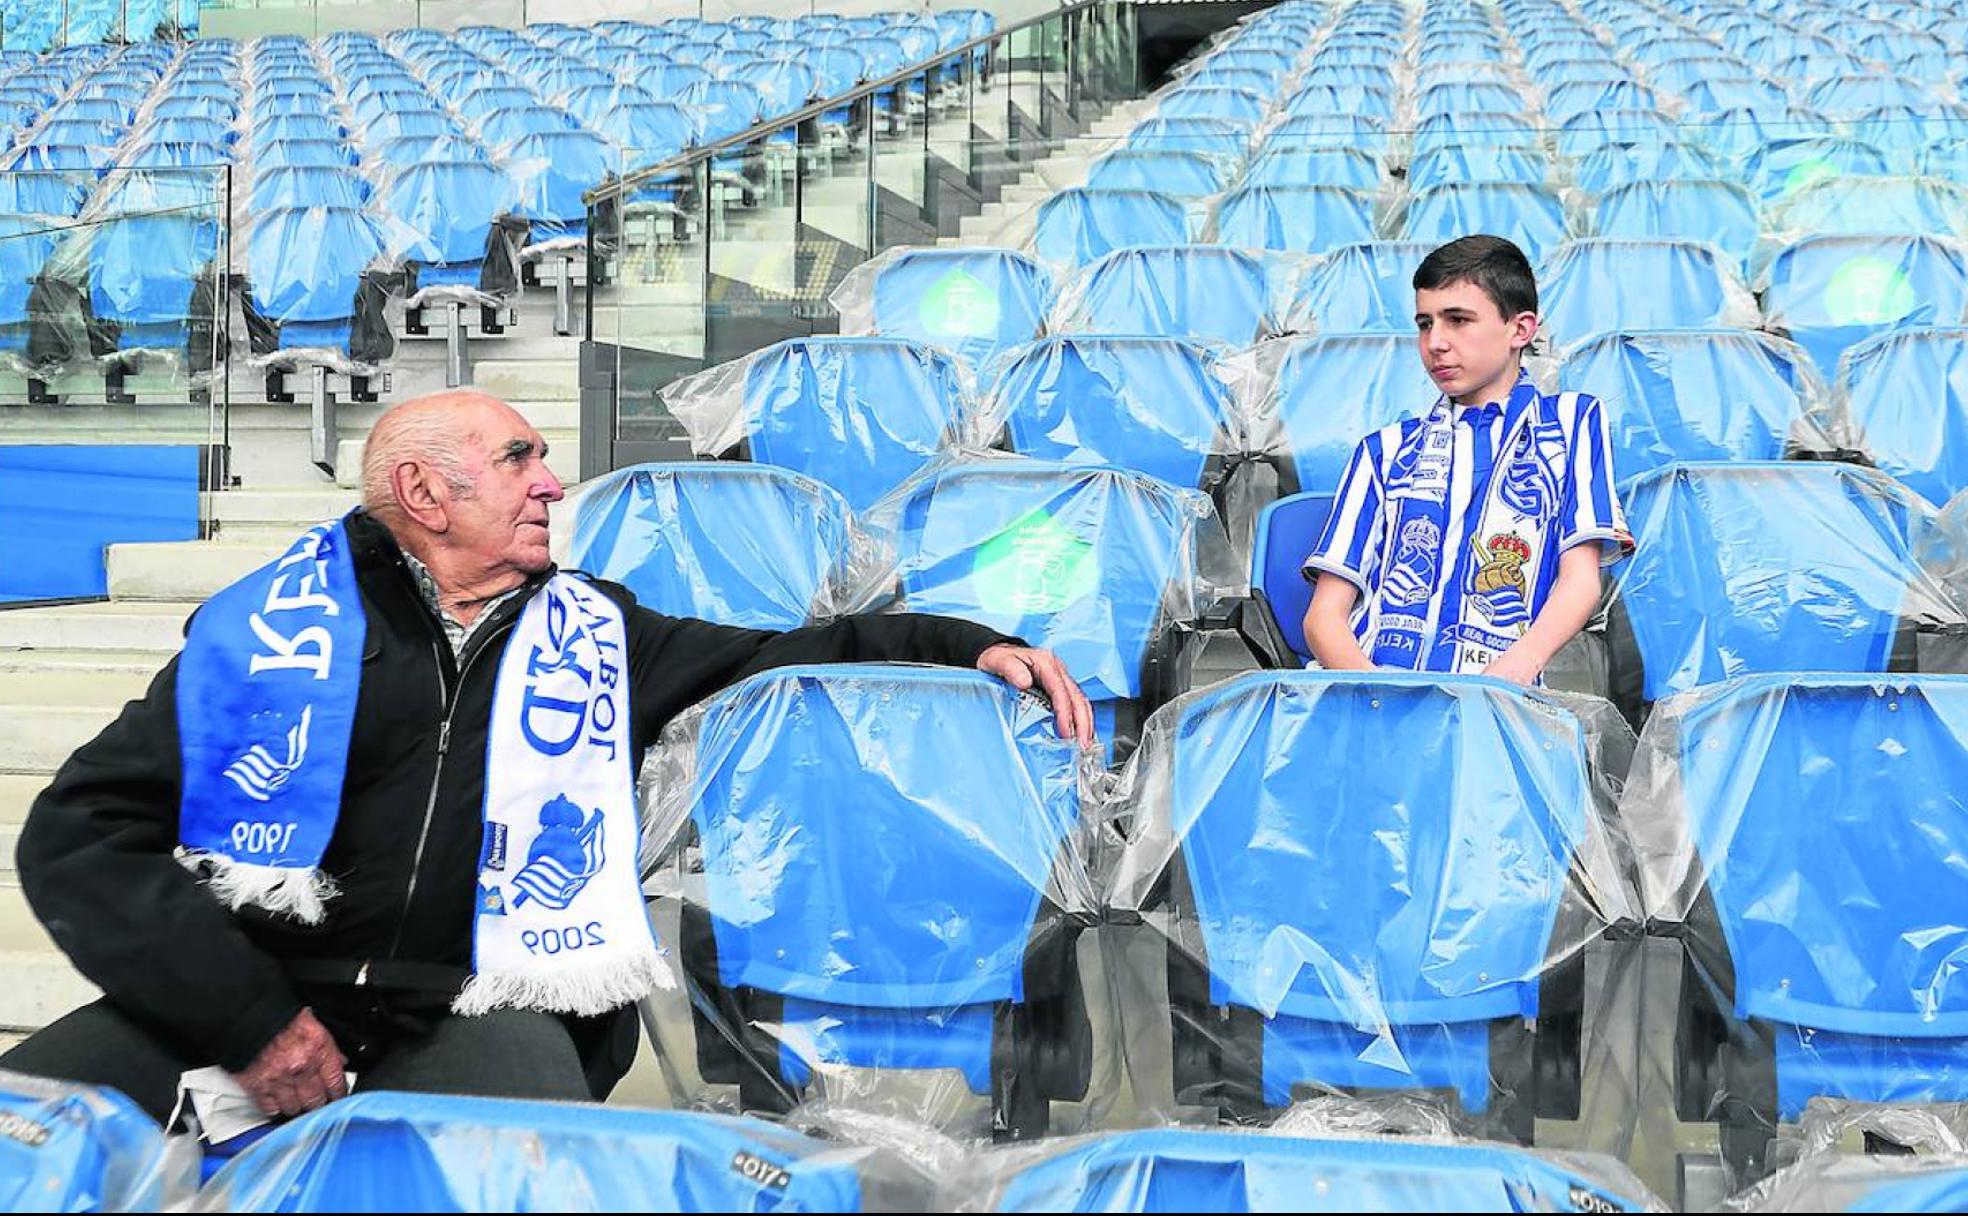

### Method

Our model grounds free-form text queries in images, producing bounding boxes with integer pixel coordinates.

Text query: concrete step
[0,705,123,775]
[0,601,195,654]
[226,398,581,434]
[0,949,96,1033]
[0,776,48,826]
[106,541,282,603]
[0,670,152,708]
[0,648,169,678]
[209,487,363,529]
[0,891,62,970]
[476,360,581,401]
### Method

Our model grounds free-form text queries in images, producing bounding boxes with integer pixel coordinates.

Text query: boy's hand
[1481,648,1544,687]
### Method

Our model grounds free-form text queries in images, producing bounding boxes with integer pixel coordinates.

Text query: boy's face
[1414,279,1539,404]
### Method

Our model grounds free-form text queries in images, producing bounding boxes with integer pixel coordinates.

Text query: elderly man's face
[453,411,564,575]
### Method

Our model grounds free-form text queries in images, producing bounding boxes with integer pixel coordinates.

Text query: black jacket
[17,510,1014,1073]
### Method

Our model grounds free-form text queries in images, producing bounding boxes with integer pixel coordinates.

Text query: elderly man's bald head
[361,390,527,521]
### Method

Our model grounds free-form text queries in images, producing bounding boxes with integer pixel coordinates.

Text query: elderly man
[4,390,1092,1125]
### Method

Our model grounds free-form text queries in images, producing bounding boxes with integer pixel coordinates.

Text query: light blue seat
[1539,239,1753,350]
[985,335,1237,489]
[1658,674,1968,1179]
[1281,82,1395,122]
[382,158,523,297]
[85,210,222,360]
[0,170,90,216]
[1248,491,1333,666]
[1571,140,1725,196]
[1208,185,1376,257]
[849,247,1053,376]
[1808,73,1933,118]
[250,112,343,144]
[374,133,489,165]
[1237,146,1379,191]
[567,462,851,630]
[1769,176,1968,241]
[363,108,455,144]
[984,1127,1653,1212]
[1032,188,1190,270]
[507,129,615,245]
[243,204,389,359]
[1264,114,1390,159]
[1155,85,1268,125]
[249,165,371,212]
[1556,107,1675,159]
[1085,150,1230,199]
[1759,234,1968,380]
[1114,671,1605,1137]
[1745,135,1891,204]
[1543,78,1657,123]
[1399,182,1570,266]
[1837,327,1968,507]
[1260,331,1438,496]
[476,104,578,150]
[1413,79,1525,117]
[1410,110,1541,157]
[1558,328,1821,486]
[674,664,1090,1139]
[1283,241,1432,334]
[201,1092,872,1211]
[676,79,765,142]
[1405,143,1549,190]
[1593,179,1758,270]
[1057,245,1277,346]
[0,1071,173,1211]
[1611,462,1957,707]
[455,85,536,123]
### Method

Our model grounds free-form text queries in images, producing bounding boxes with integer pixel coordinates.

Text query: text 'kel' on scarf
[177,520,663,1017]
[1371,371,1570,674]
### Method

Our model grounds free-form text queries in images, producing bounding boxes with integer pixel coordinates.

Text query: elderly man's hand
[977,643,1095,749]
[233,1008,348,1119]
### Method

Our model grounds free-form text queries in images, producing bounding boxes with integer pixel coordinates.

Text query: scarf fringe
[179,852,339,925]
[451,943,668,1018]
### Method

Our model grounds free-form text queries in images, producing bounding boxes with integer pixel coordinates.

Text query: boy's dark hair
[1412,235,1538,318]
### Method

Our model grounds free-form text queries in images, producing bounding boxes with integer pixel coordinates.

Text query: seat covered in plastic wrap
[1405,143,1548,191]
[507,128,615,248]
[660,665,1093,1139]
[0,1070,176,1211]
[1255,331,1439,496]
[381,158,523,297]
[1538,239,1758,351]
[1398,182,1570,266]
[1280,241,1431,334]
[1610,462,1965,709]
[984,336,1237,490]
[565,462,851,631]
[1768,176,1968,241]
[199,1091,875,1211]
[1237,146,1380,191]
[1053,246,1277,346]
[1084,150,1231,199]
[1593,179,1760,271]
[1834,327,1968,507]
[833,247,1051,377]
[1745,136,1892,205]
[1031,188,1190,271]
[1208,186,1377,258]
[979,1127,1655,1212]
[243,204,389,358]
[1758,234,1968,380]
[1109,672,1619,1139]
[84,210,221,354]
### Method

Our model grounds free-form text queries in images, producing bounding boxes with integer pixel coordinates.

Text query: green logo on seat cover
[973,509,1095,614]
[919,268,1000,337]
[1824,255,1917,326]
[1783,155,1841,197]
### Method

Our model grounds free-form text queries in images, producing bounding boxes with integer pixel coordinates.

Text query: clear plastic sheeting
[560,463,854,632]
[1623,675,1968,1188]
[193,1091,926,1211]
[0,1069,186,1211]
[1396,182,1576,268]
[829,247,1055,377]
[1608,462,1968,712]
[372,156,525,307]
[1016,188,1196,273]
[1279,241,1433,335]
[658,337,970,513]
[950,1126,1665,1213]
[1235,331,1439,497]
[845,454,1243,753]
[1049,246,1287,347]
[1536,240,1762,353]
[240,203,399,373]
[638,665,1113,1141]
[1835,327,1968,508]
[1734,1152,1968,1213]
[1206,186,1379,258]
[1762,175,1968,243]
[1104,673,1641,1150]
[1556,329,1840,488]
[1756,234,1968,381]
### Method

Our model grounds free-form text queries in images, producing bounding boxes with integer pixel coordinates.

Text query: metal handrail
[590,0,1105,201]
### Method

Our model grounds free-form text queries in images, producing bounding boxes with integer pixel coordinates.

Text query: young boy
[1302,235,1634,685]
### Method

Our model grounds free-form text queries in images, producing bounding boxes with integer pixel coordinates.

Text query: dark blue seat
[984,335,1237,490]
[1055,246,1277,346]
[1114,671,1608,1138]
[242,204,391,362]
[842,247,1052,376]
[1399,182,1570,265]
[1538,239,1756,351]
[987,1127,1653,1212]
[1657,674,1968,1180]
[1249,492,1336,667]
[1281,241,1433,334]
[1758,234,1968,381]
[1258,331,1438,496]
[0,1071,173,1210]
[1032,188,1190,270]
[1209,186,1376,257]
[566,462,852,630]
[200,1092,872,1211]
[1837,327,1968,507]
[1557,328,1822,488]
[673,664,1091,1139]
[1609,462,1963,713]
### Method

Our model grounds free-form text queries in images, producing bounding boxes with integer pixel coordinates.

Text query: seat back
[1538,239,1756,350]
[1593,179,1760,271]
[851,247,1052,375]
[0,1071,172,1212]
[1758,234,1968,380]
[1266,331,1439,494]
[383,158,519,269]
[1399,182,1570,265]
[1838,327,1968,507]
[1281,241,1432,334]
[1769,175,1968,240]
[1085,150,1230,198]
[247,204,385,330]
[1056,246,1276,345]
[87,211,220,331]
[1251,492,1336,666]
[1237,146,1379,191]
[1032,188,1190,270]
[1208,185,1376,257]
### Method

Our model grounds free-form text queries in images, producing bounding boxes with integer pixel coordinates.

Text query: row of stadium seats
[26,1080,1967,1212]
[1,0,192,54]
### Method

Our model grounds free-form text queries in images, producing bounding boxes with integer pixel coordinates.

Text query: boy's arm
[1305,575,1375,670]
[1298,433,1387,669]
[1482,544,1601,685]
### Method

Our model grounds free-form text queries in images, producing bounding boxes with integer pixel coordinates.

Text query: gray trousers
[1,998,602,1125]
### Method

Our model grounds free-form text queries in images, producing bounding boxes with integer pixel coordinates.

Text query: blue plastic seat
[673,664,1090,1138]
[1544,78,1658,123]
[1558,328,1821,487]
[1593,179,1759,271]
[1679,76,1791,115]
[1249,492,1335,667]
[250,113,343,145]
[1237,146,1379,191]
[249,165,371,211]
[676,79,766,143]
[243,204,390,359]
[382,158,523,297]
[1836,327,1968,507]
[1759,234,1968,380]
[1155,85,1267,124]
[1281,82,1395,122]
[0,1072,173,1210]
[1399,182,1570,265]
[1556,107,1675,160]
[1264,114,1391,160]
[985,336,1237,489]
[0,170,90,216]
[507,129,615,244]
[1405,143,1548,191]
[1610,462,1961,709]
[1408,111,1541,159]
[1085,150,1230,199]
[567,463,851,630]
[848,247,1052,375]
[373,133,489,166]
[1808,73,1933,118]
[201,1092,872,1211]
[1259,331,1438,497]
[455,85,537,123]
[1116,671,1606,1137]
[1658,674,1968,1180]
[986,1127,1653,1212]
[476,104,578,150]
[1056,245,1277,346]
[1746,136,1892,204]
[1769,176,1968,241]
[84,211,222,361]
[1282,241,1432,334]
[1539,239,1754,350]
[1032,188,1190,270]
[1124,117,1251,160]
[1208,186,1376,257]
[0,215,61,357]
[1412,79,1525,118]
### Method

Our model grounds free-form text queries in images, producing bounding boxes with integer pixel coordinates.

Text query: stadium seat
[1155,85,1268,125]
[1030,188,1191,270]
[1280,241,1432,334]
[238,203,393,419]
[1834,327,1968,507]
[1405,143,1548,191]
[249,164,370,212]
[1538,239,1759,351]
[1053,245,1279,346]
[0,1071,177,1210]
[1758,234,1968,380]
[653,665,1095,1139]
[1737,1155,1968,1213]
[1250,331,1438,497]
[1108,671,1625,1139]
[1399,182,1571,266]
[830,246,1053,377]
[1607,462,1968,718]
[1236,146,1381,191]
[66,209,223,396]
[1638,674,1968,1182]
[198,1092,885,1210]
[1592,179,1760,271]
[1084,150,1232,199]
[252,137,359,169]
[1409,111,1543,159]
[1247,491,1334,667]
[1744,135,1891,204]
[1558,328,1829,487]
[662,336,968,512]
[1555,107,1677,160]
[981,335,1240,491]
[851,457,1234,752]
[977,1127,1657,1212]
[1207,185,1377,258]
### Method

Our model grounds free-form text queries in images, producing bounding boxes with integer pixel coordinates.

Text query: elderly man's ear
[391,461,453,534]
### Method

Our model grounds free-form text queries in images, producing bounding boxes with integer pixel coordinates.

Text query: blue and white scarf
[176,520,662,1017]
